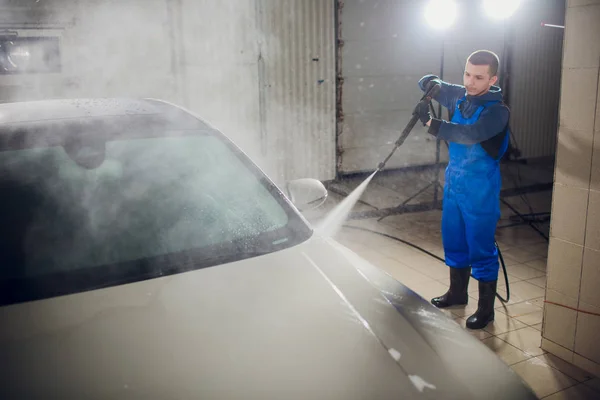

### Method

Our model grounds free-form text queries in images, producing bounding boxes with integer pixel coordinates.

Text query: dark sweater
[418,74,510,147]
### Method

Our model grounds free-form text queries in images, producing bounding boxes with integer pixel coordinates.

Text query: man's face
[463,61,498,96]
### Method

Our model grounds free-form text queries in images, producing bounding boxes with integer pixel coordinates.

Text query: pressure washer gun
[376,82,441,172]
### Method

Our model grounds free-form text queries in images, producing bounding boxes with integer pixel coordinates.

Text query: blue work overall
[441,97,509,282]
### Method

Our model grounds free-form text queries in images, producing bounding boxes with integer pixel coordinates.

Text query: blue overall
[442,97,509,282]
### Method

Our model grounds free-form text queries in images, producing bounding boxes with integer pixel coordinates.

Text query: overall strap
[453,97,498,123]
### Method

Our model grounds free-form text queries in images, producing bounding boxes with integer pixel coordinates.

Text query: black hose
[343,225,446,262]
[496,240,510,303]
[341,225,510,303]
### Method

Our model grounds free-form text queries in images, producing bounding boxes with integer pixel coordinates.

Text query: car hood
[0,234,535,400]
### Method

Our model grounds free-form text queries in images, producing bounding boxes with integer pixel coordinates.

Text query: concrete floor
[304,161,600,399]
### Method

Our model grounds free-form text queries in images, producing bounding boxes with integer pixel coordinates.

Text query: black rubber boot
[431,267,471,308]
[466,280,497,330]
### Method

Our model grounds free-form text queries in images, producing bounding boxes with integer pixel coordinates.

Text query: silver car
[0,98,537,399]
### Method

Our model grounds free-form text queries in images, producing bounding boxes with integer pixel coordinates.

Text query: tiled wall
[543,0,600,377]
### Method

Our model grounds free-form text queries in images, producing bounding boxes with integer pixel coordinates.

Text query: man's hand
[415,101,431,126]
[424,77,442,94]
[415,101,442,137]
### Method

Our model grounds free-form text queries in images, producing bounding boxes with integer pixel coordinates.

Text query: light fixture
[0,42,18,73]
[424,0,457,30]
[483,0,521,20]
[0,34,61,74]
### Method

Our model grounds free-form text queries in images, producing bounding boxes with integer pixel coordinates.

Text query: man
[416,49,510,330]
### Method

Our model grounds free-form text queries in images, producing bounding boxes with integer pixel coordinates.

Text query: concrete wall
[337,0,564,175]
[542,0,600,377]
[338,0,509,174]
[0,0,336,184]
[338,0,455,174]
[507,0,565,160]
[255,0,337,184]
[0,0,180,105]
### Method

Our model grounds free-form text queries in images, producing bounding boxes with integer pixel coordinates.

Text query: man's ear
[489,75,498,86]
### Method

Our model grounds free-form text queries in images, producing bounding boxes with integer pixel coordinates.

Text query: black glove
[428,118,442,137]
[415,101,431,126]
[415,101,442,137]
[423,76,442,94]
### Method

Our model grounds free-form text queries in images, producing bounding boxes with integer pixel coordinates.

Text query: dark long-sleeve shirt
[418,75,509,146]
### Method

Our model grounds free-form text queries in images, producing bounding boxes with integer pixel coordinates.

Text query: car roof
[0,98,167,125]
[0,98,214,146]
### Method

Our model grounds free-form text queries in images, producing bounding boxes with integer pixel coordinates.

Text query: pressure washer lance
[376,83,441,172]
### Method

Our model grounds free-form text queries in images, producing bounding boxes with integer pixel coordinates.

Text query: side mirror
[286,178,328,212]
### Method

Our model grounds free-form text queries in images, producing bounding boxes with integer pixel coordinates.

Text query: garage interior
[0,0,599,398]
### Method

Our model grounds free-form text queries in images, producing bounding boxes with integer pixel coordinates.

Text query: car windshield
[0,123,311,306]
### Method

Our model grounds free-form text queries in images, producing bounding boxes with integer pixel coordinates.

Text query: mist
[0,0,441,281]
[0,0,337,187]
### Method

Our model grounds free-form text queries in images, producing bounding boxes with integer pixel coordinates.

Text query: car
[0,98,537,399]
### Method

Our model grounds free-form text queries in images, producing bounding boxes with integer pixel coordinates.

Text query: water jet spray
[317,83,440,237]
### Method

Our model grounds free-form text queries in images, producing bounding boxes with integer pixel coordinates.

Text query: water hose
[341,225,511,303]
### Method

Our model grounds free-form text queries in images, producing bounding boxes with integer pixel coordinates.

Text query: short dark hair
[467,50,500,77]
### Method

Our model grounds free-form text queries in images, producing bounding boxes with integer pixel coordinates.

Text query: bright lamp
[425,0,457,30]
[483,0,521,20]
